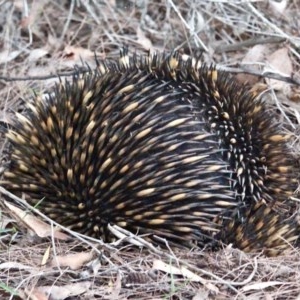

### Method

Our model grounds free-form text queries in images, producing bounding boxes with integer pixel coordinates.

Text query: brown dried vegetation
[1,0,300,299]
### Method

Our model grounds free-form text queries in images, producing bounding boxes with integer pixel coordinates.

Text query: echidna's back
[2,50,298,253]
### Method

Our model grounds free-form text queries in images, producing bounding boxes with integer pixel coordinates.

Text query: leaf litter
[0,0,300,299]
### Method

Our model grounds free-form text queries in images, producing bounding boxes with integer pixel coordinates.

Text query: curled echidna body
[1,49,299,254]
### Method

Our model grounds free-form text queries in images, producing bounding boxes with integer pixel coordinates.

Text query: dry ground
[1,0,300,299]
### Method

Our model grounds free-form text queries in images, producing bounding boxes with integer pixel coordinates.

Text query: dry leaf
[192,288,210,300]
[265,47,292,94]
[24,288,48,300]
[269,0,287,15]
[50,251,94,270]
[4,201,69,240]
[41,246,51,266]
[236,44,268,85]
[152,260,218,292]
[0,261,34,271]
[242,44,268,63]
[0,50,21,64]
[152,259,201,281]
[242,281,287,292]
[27,66,58,78]
[28,48,49,62]
[34,282,91,300]
[136,27,153,50]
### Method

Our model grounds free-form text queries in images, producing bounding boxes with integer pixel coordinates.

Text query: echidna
[1,49,299,255]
